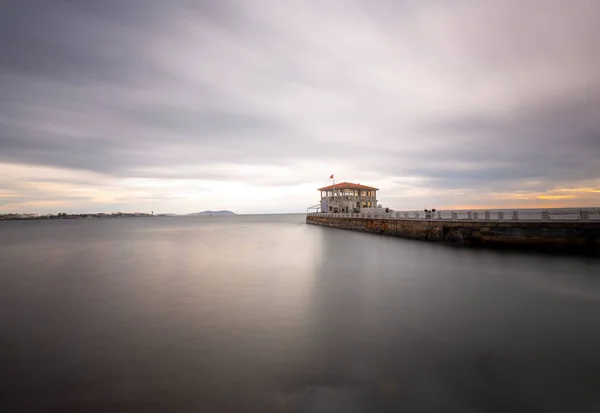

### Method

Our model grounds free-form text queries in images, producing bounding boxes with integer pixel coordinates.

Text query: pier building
[316,182,378,213]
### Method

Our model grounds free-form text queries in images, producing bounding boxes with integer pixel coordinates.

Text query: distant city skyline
[1,0,599,214]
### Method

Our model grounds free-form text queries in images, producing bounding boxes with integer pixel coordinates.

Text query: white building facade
[317,182,379,213]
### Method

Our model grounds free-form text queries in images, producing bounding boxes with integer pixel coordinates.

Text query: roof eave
[317,183,379,191]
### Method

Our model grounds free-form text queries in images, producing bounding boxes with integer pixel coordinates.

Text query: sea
[1,213,600,412]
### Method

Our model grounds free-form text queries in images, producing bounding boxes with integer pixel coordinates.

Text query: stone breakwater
[306,215,600,254]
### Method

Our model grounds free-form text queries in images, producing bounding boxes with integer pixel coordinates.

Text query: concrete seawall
[306,215,600,254]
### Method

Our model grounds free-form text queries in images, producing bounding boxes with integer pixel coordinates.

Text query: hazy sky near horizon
[1,0,599,214]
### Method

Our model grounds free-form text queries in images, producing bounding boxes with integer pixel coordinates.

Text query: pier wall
[306,215,600,253]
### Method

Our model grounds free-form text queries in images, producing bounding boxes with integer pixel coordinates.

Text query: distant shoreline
[0,213,156,221]
[0,210,238,221]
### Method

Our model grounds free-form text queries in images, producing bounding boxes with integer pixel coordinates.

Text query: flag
[330,174,334,179]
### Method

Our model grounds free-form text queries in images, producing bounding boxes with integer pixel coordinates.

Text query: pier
[306,210,600,254]
[308,208,600,222]
[306,182,600,254]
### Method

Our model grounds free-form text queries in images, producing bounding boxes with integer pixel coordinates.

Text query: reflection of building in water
[316,182,379,213]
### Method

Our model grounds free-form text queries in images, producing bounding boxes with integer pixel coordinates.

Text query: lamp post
[425,208,436,223]
[424,208,436,221]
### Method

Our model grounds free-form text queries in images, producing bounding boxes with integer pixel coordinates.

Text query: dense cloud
[1,0,599,213]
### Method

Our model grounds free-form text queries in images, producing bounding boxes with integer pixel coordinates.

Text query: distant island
[158,210,236,217]
[186,210,236,216]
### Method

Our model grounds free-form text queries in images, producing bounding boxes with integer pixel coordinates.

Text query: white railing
[307,208,600,222]
[322,195,377,201]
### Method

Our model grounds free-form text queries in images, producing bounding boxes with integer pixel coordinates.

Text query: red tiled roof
[318,182,379,191]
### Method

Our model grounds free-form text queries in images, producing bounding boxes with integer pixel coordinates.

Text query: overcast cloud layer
[1,0,599,214]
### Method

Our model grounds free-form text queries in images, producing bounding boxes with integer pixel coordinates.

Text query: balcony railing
[322,195,377,201]
[307,208,600,222]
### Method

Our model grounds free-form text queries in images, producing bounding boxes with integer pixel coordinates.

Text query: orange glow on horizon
[439,203,592,210]
[536,195,575,200]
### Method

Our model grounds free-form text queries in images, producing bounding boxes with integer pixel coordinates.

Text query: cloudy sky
[1,0,599,214]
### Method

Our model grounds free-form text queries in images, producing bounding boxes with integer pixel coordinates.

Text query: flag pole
[331,174,335,198]
[328,174,335,208]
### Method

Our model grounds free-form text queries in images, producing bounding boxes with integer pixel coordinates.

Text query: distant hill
[186,210,236,216]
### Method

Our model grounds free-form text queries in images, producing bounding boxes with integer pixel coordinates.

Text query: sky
[1,0,599,214]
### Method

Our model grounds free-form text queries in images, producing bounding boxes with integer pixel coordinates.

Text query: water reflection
[1,216,600,412]
[278,226,600,412]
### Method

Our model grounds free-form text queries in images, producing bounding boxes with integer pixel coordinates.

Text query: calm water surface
[1,214,600,412]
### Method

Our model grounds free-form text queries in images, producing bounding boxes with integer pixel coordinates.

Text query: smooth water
[1,214,600,412]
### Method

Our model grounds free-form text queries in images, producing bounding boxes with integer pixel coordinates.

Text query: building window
[329,206,332,211]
